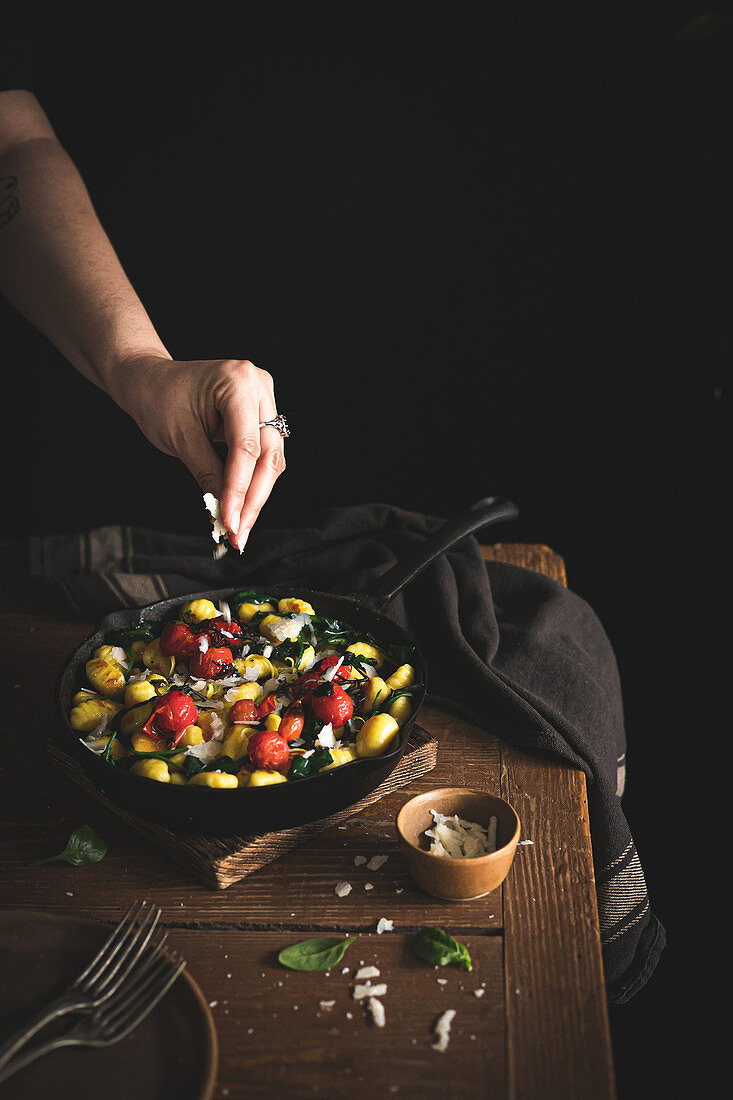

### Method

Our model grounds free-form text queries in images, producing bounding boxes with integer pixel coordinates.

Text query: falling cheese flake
[431,1009,456,1053]
[203,493,230,548]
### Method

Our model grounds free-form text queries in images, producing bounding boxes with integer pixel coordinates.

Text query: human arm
[0,90,284,548]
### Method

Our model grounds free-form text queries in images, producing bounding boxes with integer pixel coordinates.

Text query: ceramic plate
[0,911,217,1100]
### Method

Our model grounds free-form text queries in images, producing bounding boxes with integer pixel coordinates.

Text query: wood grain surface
[0,539,615,1098]
[45,726,439,889]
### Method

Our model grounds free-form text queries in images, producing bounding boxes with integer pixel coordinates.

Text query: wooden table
[0,541,615,1099]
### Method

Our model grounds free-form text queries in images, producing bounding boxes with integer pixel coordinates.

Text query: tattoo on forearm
[0,178,20,228]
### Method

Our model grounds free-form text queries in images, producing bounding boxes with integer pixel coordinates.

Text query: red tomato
[293,656,351,700]
[228,699,258,724]
[204,617,244,646]
[160,622,198,660]
[246,730,290,772]
[278,701,305,742]
[142,691,198,743]
[189,645,235,679]
[255,693,278,718]
[310,681,354,728]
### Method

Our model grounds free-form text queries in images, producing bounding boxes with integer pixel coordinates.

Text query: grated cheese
[268,614,310,642]
[366,854,389,871]
[431,1009,456,1053]
[203,493,229,545]
[315,723,337,750]
[335,882,352,898]
[376,918,393,934]
[425,809,498,859]
[352,982,387,1000]
[368,997,386,1027]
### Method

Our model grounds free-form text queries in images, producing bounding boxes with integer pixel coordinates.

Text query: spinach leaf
[373,685,421,715]
[102,732,119,764]
[232,588,277,608]
[410,927,473,971]
[287,755,310,780]
[309,748,333,772]
[201,754,242,775]
[278,936,355,971]
[107,622,154,647]
[31,825,108,867]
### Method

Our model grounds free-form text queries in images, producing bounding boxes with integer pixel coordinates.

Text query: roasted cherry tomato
[310,681,354,728]
[278,701,305,742]
[246,729,290,772]
[198,617,244,648]
[228,699,259,724]
[160,622,198,660]
[293,656,351,700]
[255,692,278,718]
[189,645,235,679]
[141,690,198,744]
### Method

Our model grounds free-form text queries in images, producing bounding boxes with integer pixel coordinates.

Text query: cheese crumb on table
[355,966,380,980]
[431,1009,456,1052]
[368,997,386,1027]
[352,982,388,1000]
[335,882,352,897]
[376,918,393,934]
[366,854,389,871]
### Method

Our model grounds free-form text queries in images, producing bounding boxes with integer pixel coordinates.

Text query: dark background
[2,3,727,1094]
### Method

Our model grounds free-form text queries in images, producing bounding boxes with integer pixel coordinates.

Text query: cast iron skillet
[52,497,518,835]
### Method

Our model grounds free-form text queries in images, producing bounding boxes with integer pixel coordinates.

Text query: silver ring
[259,414,290,438]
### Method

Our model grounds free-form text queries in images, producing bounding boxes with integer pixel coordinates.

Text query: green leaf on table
[410,927,473,971]
[278,936,355,971]
[30,825,108,867]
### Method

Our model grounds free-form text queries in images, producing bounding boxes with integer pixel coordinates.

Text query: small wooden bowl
[396,787,521,900]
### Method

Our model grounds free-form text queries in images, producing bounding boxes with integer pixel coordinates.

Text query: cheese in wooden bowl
[396,787,521,900]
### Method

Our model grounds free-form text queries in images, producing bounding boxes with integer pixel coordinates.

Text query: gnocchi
[70,591,420,791]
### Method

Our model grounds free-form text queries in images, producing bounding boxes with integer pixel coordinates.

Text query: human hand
[111,355,286,550]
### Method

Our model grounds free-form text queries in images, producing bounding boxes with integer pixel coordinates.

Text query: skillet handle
[368,496,518,612]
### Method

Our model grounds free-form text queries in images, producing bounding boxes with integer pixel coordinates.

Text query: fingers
[217,362,285,548]
[234,413,286,548]
[177,431,224,502]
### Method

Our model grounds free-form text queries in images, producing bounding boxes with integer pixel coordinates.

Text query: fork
[0,946,186,1083]
[0,899,164,1072]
